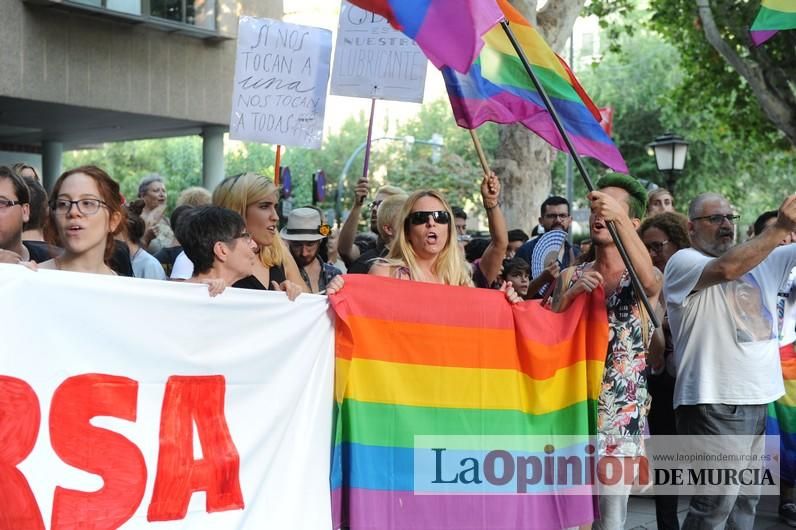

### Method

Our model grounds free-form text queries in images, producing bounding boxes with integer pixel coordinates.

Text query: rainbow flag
[767,344,796,483]
[330,276,609,529]
[346,0,503,74]
[442,0,628,173]
[751,0,796,46]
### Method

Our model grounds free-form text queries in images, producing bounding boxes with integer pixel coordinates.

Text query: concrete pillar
[202,126,226,192]
[42,141,63,192]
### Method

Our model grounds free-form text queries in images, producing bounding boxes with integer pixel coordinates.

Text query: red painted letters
[0,376,45,530]
[1,374,243,525]
[50,374,147,530]
[147,376,244,521]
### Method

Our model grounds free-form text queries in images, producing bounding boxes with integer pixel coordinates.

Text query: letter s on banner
[0,376,45,530]
[50,374,147,530]
[147,376,244,521]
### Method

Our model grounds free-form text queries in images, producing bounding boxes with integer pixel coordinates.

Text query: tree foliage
[555,25,795,229]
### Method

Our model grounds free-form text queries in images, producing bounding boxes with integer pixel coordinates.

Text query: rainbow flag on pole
[751,0,796,46]
[442,0,628,173]
[346,0,503,73]
[330,276,608,529]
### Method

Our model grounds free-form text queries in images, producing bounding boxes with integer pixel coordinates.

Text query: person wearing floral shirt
[551,173,662,530]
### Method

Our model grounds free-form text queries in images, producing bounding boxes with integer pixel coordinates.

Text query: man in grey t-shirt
[664,192,796,529]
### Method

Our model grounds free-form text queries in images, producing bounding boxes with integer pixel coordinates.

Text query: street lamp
[335,134,445,221]
[648,133,689,194]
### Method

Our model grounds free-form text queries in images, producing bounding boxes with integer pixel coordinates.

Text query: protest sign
[0,265,334,529]
[330,1,427,103]
[230,17,332,148]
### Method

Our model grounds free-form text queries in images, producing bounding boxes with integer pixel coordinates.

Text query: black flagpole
[500,20,659,328]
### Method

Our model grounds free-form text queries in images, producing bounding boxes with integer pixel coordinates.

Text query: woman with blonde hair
[370,189,474,286]
[212,172,305,297]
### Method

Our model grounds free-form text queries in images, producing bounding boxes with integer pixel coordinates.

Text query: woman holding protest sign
[38,165,125,275]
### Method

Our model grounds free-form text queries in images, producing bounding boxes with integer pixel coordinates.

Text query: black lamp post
[648,133,689,194]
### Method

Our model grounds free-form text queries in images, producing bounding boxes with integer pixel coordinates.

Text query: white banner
[0,265,334,529]
[330,1,427,102]
[230,17,332,148]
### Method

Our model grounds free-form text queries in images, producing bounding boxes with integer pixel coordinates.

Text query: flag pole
[274,145,282,185]
[469,129,491,175]
[359,98,377,206]
[499,19,659,328]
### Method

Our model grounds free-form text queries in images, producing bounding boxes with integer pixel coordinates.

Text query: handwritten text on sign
[330,1,427,103]
[230,17,332,148]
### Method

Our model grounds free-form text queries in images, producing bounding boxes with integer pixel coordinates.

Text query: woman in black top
[212,173,304,299]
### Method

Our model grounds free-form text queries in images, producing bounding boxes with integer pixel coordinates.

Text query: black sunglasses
[407,210,451,226]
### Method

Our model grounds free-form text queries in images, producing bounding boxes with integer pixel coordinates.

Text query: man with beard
[550,174,661,529]
[0,166,52,264]
[664,192,796,529]
[516,196,578,297]
[281,207,342,293]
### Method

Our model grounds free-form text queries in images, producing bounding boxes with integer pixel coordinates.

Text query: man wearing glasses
[664,192,796,528]
[0,166,51,264]
[515,196,577,298]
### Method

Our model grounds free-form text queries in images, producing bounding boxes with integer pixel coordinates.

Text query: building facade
[0,0,282,189]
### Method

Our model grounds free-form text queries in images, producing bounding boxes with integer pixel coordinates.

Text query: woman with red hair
[39,165,125,275]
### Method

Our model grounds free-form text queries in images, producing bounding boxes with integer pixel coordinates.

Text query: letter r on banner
[0,376,45,530]
[147,376,244,521]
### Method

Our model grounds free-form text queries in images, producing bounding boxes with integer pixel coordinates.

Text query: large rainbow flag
[442,0,628,173]
[751,0,796,46]
[767,344,796,483]
[346,0,503,73]
[330,276,608,529]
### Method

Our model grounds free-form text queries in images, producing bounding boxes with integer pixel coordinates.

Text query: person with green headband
[551,172,662,530]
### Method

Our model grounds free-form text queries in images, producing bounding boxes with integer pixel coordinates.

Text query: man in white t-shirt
[664,193,796,529]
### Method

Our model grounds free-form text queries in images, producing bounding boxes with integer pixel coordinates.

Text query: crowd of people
[1,161,795,529]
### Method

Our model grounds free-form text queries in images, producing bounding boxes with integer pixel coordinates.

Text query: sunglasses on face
[407,210,451,226]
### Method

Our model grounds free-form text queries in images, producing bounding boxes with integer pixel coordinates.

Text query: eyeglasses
[645,240,669,254]
[369,200,383,211]
[0,199,23,210]
[407,210,451,225]
[690,214,740,225]
[544,213,570,220]
[52,198,108,216]
[226,231,251,242]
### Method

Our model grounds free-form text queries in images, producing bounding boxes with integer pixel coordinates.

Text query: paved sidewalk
[626,494,789,529]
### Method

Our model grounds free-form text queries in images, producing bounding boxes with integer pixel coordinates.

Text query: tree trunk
[496,0,587,231]
[493,125,554,232]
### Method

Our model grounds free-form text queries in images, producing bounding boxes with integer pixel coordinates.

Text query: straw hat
[280,207,331,242]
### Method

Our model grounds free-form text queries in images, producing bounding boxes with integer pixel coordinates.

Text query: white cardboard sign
[230,17,332,148]
[330,1,427,103]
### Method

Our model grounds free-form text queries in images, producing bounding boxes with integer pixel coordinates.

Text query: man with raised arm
[665,192,796,529]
